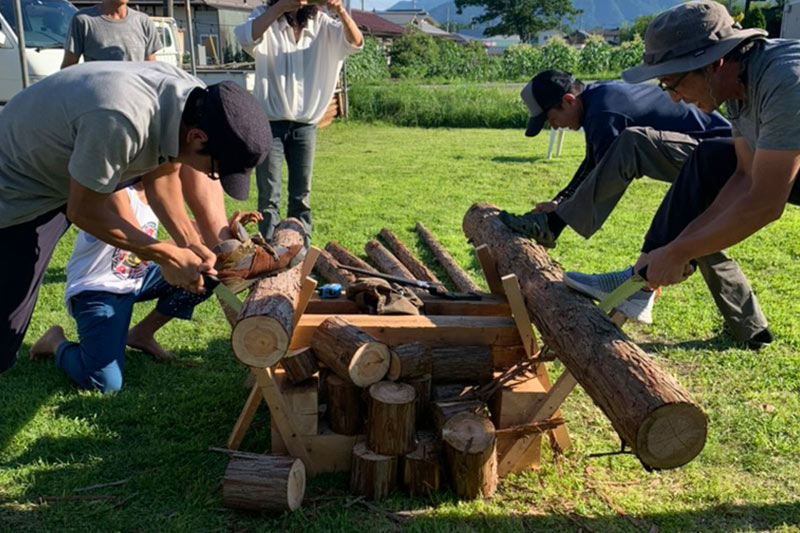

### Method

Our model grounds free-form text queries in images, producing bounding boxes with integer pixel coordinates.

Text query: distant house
[71,0,259,64]
[351,9,408,47]
[376,8,461,41]
[537,29,564,45]
[479,34,520,55]
[567,29,592,48]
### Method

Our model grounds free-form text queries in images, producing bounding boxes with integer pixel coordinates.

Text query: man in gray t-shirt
[0,62,273,374]
[62,0,161,66]
[564,1,800,350]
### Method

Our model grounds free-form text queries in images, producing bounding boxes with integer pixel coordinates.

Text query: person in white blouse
[234,0,363,242]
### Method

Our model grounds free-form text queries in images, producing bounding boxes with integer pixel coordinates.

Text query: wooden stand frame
[222,244,591,478]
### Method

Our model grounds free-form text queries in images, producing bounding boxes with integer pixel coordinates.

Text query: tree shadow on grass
[639,332,741,354]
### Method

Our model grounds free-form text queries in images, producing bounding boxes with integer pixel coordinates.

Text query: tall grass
[349,82,528,129]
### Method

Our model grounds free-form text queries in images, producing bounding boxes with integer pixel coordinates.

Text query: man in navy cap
[0,61,301,374]
[563,1,798,349]
[499,69,768,348]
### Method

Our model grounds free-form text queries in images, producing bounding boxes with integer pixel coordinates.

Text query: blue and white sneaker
[563,267,657,324]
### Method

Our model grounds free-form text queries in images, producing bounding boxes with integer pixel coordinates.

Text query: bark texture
[379,228,441,283]
[416,222,482,293]
[310,316,390,387]
[222,452,306,512]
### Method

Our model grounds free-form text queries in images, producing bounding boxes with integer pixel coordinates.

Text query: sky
[353,0,400,11]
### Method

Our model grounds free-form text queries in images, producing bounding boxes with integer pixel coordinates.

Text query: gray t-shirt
[0,62,203,228]
[65,6,162,61]
[727,39,800,151]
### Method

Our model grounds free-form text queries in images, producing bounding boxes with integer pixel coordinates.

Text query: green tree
[619,14,656,42]
[742,5,767,29]
[454,0,581,44]
[388,29,439,78]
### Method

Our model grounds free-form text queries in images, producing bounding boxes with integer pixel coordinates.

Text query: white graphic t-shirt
[64,187,159,313]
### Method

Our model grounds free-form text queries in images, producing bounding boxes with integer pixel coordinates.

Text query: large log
[442,412,497,499]
[415,222,482,293]
[327,373,364,435]
[365,239,416,280]
[388,342,431,381]
[463,203,708,470]
[431,346,493,383]
[310,316,390,387]
[379,228,441,283]
[366,381,417,455]
[231,219,306,368]
[222,452,305,512]
[350,442,398,501]
[314,247,356,287]
[325,241,377,272]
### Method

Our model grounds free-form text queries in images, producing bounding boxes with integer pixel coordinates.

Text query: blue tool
[317,283,342,299]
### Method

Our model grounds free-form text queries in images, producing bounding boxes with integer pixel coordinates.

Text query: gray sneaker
[498,210,556,248]
[564,267,657,324]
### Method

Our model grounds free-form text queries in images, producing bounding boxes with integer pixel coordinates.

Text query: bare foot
[126,333,176,363]
[30,325,67,361]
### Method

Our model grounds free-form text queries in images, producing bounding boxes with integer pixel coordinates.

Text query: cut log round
[366,381,417,455]
[350,441,398,501]
[325,241,377,272]
[314,247,357,287]
[405,373,432,428]
[231,219,306,368]
[310,316,390,387]
[403,433,442,496]
[327,373,364,435]
[379,228,441,283]
[463,203,708,469]
[365,239,416,279]
[388,342,431,381]
[415,222,482,293]
[222,452,306,512]
[431,346,493,383]
[280,347,319,384]
[442,412,497,499]
[432,400,485,434]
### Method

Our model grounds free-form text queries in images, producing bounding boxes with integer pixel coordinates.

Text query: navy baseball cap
[521,70,576,137]
[200,81,272,201]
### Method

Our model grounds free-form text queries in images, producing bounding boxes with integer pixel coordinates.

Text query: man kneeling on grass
[30,184,262,393]
[564,1,800,349]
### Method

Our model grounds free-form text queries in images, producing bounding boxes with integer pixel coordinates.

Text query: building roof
[376,10,439,27]
[351,9,408,37]
[73,0,261,10]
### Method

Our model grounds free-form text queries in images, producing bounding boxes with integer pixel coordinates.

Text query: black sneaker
[747,327,774,351]
[498,210,557,248]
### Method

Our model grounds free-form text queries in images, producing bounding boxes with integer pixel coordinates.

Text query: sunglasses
[658,71,690,94]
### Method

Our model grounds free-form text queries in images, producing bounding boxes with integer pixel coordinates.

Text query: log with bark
[415,222,482,293]
[231,219,306,368]
[432,399,485,433]
[314,247,357,287]
[222,452,306,512]
[280,347,319,384]
[350,441,398,501]
[405,373,432,428]
[431,346,493,383]
[442,412,497,499]
[379,228,441,283]
[403,432,442,496]
[463,203,708,470]
[310,316,390,387]
[326,373,364,435]
[366,381,417,455]
[325,241,377,272]
[388,342,431,381]
[365,239,416,280]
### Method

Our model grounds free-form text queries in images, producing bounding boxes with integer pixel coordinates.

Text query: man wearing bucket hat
[500,69,749,328]
[565,0,800,350]
[0,61,304,374]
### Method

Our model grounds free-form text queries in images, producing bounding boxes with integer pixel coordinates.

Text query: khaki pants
[556,127,767,342]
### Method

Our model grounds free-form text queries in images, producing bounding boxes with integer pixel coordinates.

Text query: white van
[0,0,77,104]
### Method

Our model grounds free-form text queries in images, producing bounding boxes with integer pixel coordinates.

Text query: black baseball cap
[199,81,272,201]
[521,70,576,137]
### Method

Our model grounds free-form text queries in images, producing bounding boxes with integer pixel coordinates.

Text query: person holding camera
[234,0,363,242]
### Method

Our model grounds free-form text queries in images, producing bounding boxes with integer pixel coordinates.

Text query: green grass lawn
[2,122,799,532]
